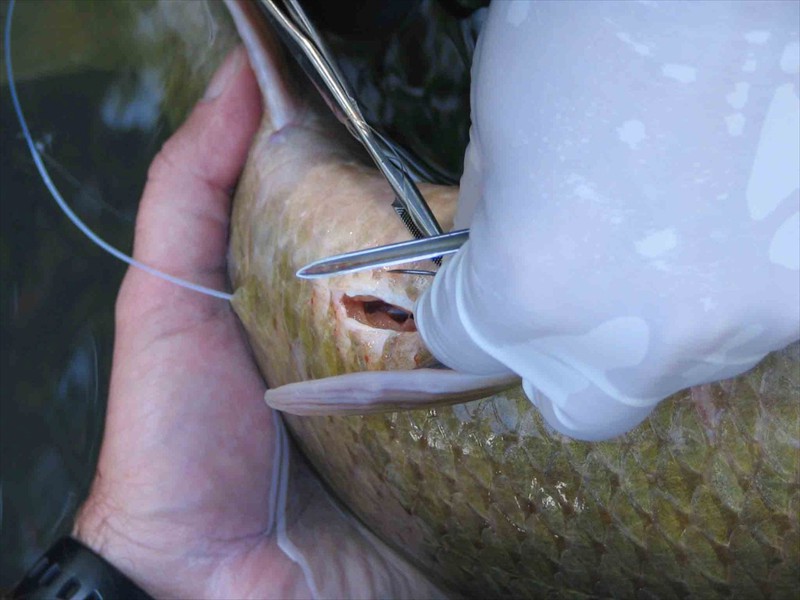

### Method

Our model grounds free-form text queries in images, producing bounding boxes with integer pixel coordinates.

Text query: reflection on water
[0,0,180,583]
[0,74,124,587]
[0,0,479,588]
[0,65,158,587]
[100,68,165,133]
[0,0,241,586]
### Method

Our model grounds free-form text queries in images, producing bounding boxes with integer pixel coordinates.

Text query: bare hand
[73,48,441,600]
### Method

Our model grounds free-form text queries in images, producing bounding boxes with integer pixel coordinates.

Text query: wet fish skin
[277,346,799,599]
[225,3,800,598]
[229,111,800,598]
[229,113,458,383]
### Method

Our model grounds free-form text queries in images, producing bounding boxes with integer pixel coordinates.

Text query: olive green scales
[231,182,799,597]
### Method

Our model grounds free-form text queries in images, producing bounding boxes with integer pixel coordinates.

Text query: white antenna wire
[4,0,234,302]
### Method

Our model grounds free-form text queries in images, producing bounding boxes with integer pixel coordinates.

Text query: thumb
[132,46,262,286]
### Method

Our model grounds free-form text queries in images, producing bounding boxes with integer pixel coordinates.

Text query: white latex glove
[415,0,800,441]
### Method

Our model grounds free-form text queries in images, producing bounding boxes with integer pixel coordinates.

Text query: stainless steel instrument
[257,0,444,242]
[296,229,469,279]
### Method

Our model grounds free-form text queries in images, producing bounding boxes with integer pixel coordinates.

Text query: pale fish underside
[225,2,800,598]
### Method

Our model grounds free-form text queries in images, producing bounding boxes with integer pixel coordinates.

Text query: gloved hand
[416,0,800,440]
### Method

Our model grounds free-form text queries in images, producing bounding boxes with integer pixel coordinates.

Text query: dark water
[0,0,200,585]
[1,79,144,588]
[0,68,173,589]
[0,0,481,588]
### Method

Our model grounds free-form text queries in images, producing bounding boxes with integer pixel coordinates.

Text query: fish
[225,2,800,598]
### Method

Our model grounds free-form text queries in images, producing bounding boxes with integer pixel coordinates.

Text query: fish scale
[275,345,799,598]
[226,1,799,595]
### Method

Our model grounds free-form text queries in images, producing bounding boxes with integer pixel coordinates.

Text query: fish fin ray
[264,369,519,415]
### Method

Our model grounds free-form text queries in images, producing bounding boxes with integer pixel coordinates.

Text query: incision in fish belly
[340,294,417,332]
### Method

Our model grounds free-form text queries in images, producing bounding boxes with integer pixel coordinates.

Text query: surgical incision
[342,295,416,332]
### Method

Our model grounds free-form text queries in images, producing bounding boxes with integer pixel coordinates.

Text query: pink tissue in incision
[342,295,417,332]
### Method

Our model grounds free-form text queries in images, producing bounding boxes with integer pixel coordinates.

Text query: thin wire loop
[4,0,234,302]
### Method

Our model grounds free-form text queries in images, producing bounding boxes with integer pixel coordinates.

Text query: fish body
[229,110,457,381]
[226,2,800,597]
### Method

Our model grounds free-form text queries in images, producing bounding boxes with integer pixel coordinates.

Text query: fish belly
[225,2,800,597]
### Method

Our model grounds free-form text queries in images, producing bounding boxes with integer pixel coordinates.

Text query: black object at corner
[12,537,153,600]
[301,0,421,39]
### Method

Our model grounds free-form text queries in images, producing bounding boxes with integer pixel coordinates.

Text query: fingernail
[203,46,244,101]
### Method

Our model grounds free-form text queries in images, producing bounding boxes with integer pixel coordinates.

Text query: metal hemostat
[257,0,444,248]
[296,229,469,279]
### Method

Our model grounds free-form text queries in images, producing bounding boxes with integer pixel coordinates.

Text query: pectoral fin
[264,369,519,415]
